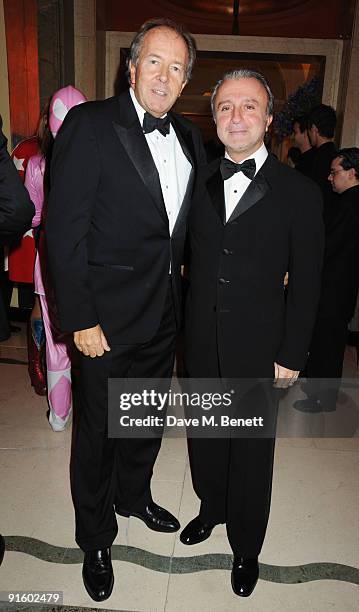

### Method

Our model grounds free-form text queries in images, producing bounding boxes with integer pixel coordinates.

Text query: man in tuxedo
[295,147,359,412]
[180,70,324,597]
[46,19,205,601]
[292,115,316,178]
[307,104,338,210]
[0,117,34,562]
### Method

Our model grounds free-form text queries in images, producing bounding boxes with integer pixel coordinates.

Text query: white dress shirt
[130,88,191,236]
[224,142,268,222]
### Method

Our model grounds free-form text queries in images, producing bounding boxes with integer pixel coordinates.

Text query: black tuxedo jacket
[46,90,205,343]
[318,184,359,322]
[185,153,324,378]
[0,118,34,246]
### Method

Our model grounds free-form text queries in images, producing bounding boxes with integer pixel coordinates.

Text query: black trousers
[72,282,176,551]
[304,316,348,409]
[187,352,277,558]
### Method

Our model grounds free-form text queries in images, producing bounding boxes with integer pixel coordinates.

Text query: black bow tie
[220,157,256,181]
[143,112,171,136]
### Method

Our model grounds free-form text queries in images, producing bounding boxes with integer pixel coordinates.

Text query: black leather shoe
[180,515,216,545]
[293,398,322,413]
[231,557,259,597]
[116,501,180,532]
[82,548,114,602]
[0,535,5,565]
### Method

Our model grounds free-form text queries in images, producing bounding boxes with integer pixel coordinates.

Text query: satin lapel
[170,115,195,235]
[112,101,167,224]
[206,164,226,225]
[172,168,194,235]
[227,171,270,223]
[170,114,195,167]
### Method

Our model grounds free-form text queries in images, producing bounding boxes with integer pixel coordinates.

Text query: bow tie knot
[220,157,256,181]
[143,112,171,136]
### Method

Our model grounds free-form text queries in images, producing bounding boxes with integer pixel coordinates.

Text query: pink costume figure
[25,85,87,431]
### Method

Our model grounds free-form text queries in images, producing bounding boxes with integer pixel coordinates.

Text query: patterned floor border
[3,535,359,586]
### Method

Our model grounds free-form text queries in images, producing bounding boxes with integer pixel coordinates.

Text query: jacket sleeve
[45,104,100,333]
[0,119,35,245]
[276,181,324,371]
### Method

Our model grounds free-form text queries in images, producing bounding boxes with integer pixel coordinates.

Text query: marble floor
[0,324,359,611]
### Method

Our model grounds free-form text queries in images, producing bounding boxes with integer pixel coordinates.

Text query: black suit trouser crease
[72,282,176,552]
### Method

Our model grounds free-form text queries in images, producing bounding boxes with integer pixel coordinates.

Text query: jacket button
[218,277,230,284]
[223,248,233,255]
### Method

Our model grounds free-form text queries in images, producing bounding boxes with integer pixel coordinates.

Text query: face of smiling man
[214,77,273,162]
[129,27,188,118]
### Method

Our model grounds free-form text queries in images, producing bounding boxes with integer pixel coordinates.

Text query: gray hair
[127,18,196,83]
[211,69,274,120]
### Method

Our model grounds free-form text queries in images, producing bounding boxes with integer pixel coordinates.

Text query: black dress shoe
[180,515,216,545]
[116,501,180,532]
[231,557,259,597]
[0,535,5,565]
[82,548,114,602]
[293,398,322,413]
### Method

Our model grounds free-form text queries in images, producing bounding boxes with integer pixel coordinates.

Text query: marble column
[73,0,96,100]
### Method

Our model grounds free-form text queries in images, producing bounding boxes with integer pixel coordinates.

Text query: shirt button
[234,190,237,193]
[166,185,168,189]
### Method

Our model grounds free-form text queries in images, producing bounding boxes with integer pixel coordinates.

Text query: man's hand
[273,362,299,388]
[284,272,289,286]
[74,324,110,358]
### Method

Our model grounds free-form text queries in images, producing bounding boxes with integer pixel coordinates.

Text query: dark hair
[127,18,196,82]
[37,99,53,158]
[211,69,274,119]
[293,116,308,133]
[337,147,359,180]
[308,104,337,138]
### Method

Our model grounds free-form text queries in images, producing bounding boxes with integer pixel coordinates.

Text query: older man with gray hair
[46,18,205,601]
[181,69,324,597]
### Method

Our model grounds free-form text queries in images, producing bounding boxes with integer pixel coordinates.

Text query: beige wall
[0,0,10,144]
[74,0,96,100]
[340,0,359,147]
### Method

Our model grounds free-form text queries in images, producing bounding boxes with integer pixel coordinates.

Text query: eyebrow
[146,53,185,67]
[217,97,259,107]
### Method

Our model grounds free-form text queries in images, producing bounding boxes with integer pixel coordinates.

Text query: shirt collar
[129,88,168,126]
[225,142,268,176]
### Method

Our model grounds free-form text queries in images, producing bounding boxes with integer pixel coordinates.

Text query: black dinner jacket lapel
[170,113,195,235]
[112,90,168,224]
[206,154,276,224]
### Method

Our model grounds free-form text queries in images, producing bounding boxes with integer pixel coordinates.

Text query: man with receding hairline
[46,19,205,601]
[181,69,324,597]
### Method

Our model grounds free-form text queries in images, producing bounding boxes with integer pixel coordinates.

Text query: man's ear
[129,60,136,88]
[179,80,188,96]
[348,167,356,181]
[266,114,273,130]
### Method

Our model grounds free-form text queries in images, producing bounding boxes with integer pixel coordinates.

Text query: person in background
[287,145,301,168]
[292,115,316,177]
[307,104,338,210]
[295,148,359,412]
[0,114,35,565]
[25,86,87,431]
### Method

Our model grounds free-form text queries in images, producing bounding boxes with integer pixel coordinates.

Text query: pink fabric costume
[25,85,87,431]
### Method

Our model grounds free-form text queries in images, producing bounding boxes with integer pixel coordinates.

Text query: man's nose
[158,67,169,82]
[231,107,243,123]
